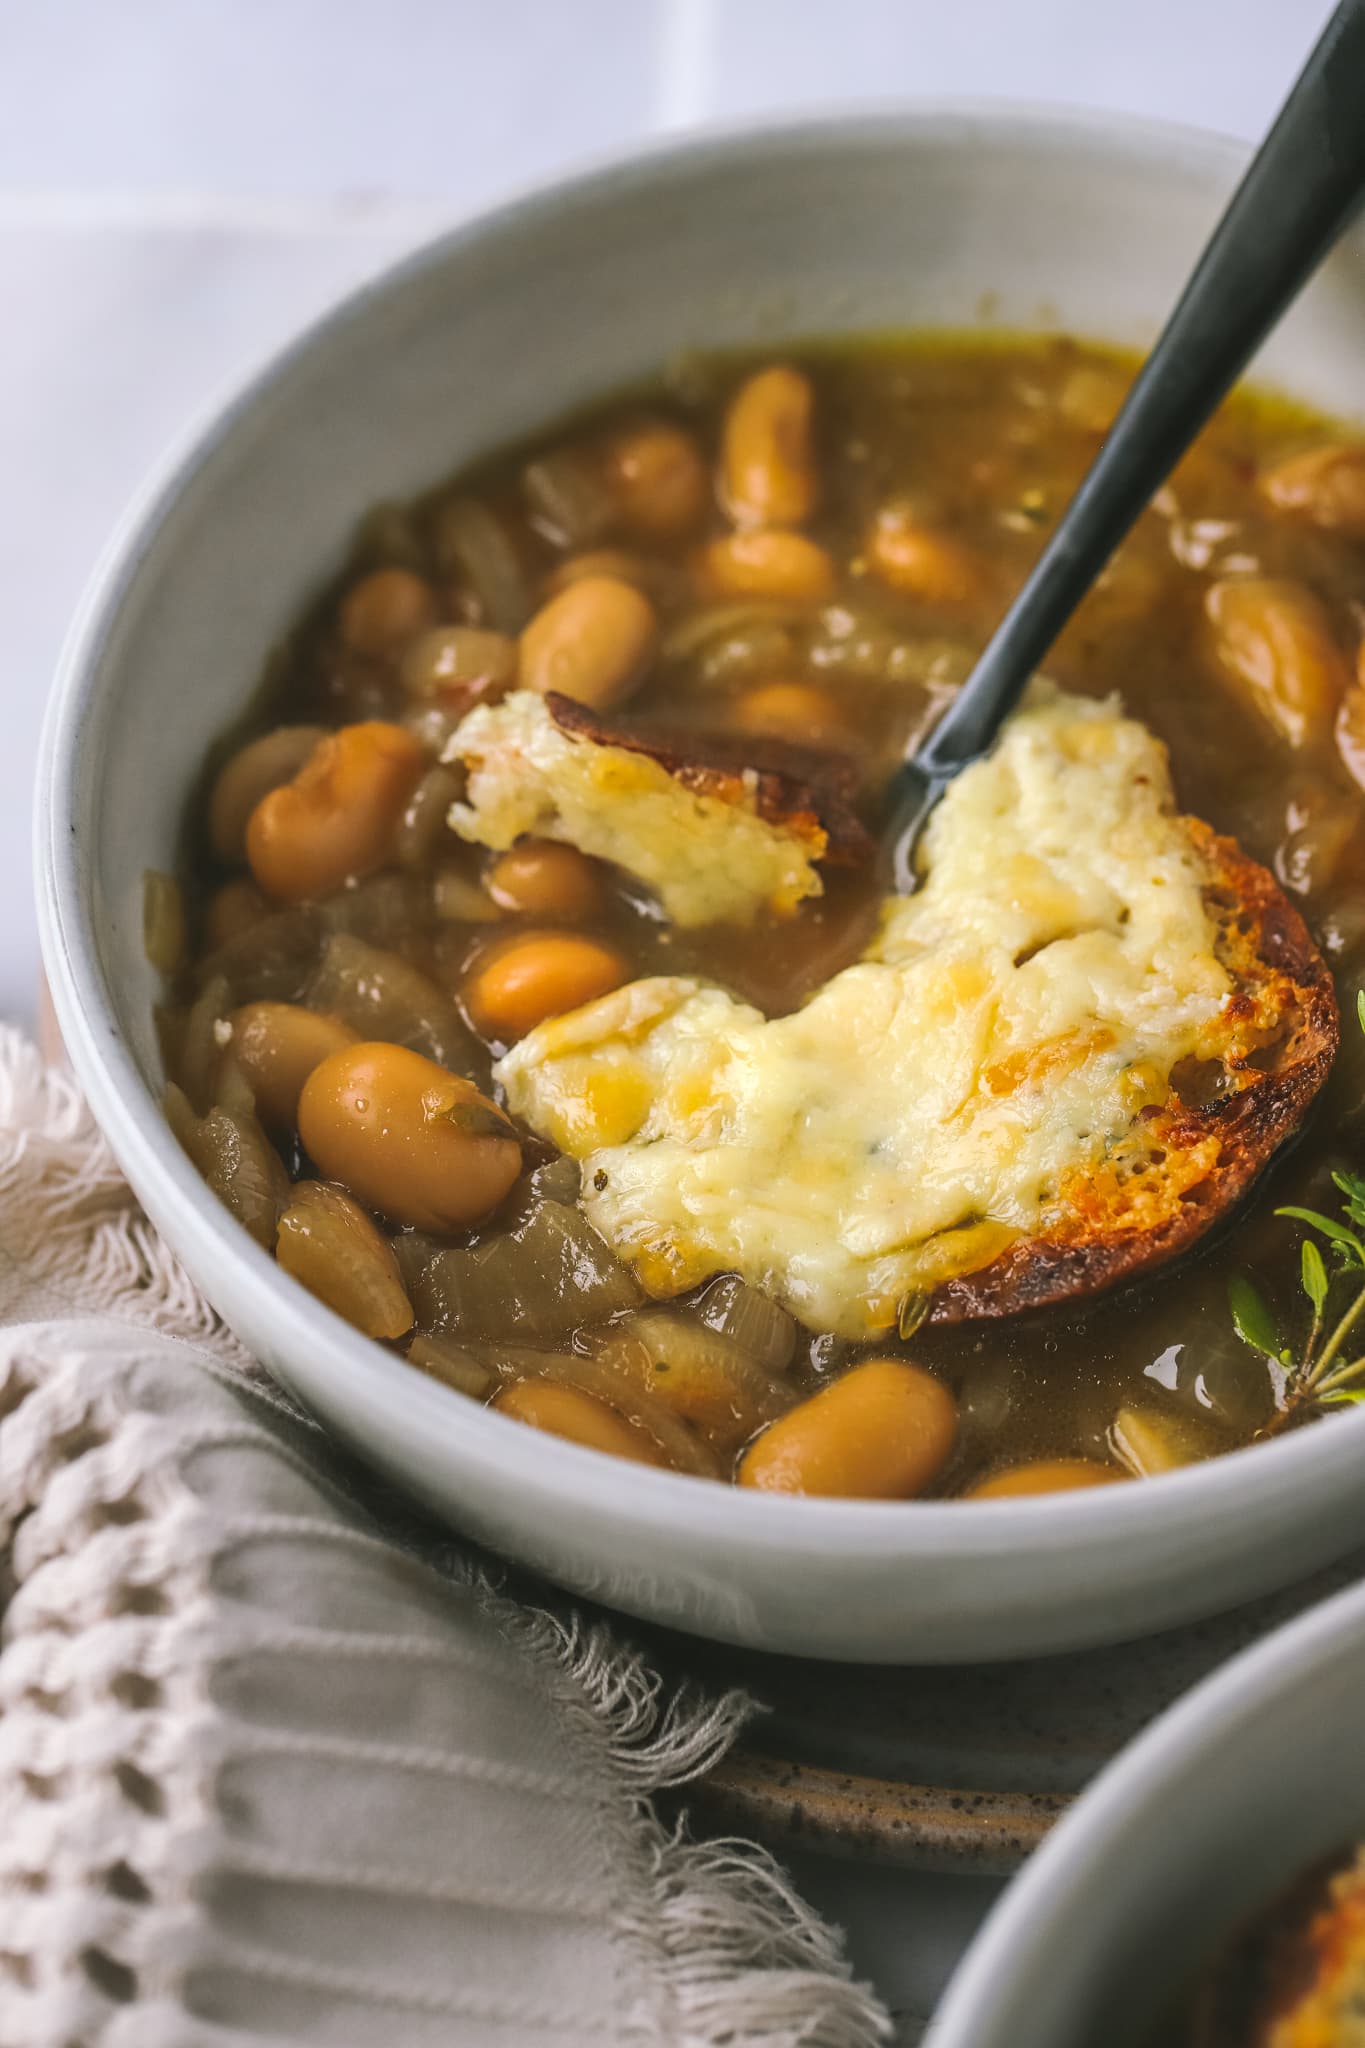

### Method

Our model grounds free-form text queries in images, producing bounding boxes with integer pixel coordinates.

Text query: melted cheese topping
[496,689,1234,1337]
[445,690,823,926]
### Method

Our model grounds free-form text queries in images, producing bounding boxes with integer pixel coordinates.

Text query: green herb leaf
[1357,987,1365,1038]
[1333,1171,1365,1229]
[1302,1238,1329,1316]
[1228,1275,1282,1361]
[1275,1207,1365,1265]
[1320,1386,1365,1407]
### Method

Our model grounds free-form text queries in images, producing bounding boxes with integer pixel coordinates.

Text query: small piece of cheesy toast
[497,688,1337,1339]
[1196,1846,1365,2048]
[444,689,871,928]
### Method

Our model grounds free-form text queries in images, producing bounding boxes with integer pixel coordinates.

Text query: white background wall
[0,1,1329,198]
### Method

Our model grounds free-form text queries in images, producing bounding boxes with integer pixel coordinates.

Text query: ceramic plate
[644,1545,1365,1875]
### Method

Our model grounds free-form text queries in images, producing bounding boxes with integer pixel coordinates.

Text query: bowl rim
[35,97,1365,1562]
[929,1569,1365,2043]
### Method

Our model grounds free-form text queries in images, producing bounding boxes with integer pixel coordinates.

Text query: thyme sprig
[1229,991,1365,1433]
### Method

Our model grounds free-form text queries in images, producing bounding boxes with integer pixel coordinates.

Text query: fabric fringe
[1,1022,892,2045]
[494,1597,891,2046]
[0,1024,255,1369]
[495,1605,748,1791]
[645,1835,890,2048]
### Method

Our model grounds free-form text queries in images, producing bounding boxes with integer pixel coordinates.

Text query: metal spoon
[889,0,1365,893]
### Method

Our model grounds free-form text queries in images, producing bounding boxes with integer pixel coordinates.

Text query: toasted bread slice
[498,689,1339,1339]
[928,817,1339,1323]
[544,694,873,867]
[444,688,872,928]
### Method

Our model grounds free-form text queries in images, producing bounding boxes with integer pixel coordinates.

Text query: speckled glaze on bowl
[658,1543,1365,1872]
[36,107,1365,1663]
[930,1572,1365,2046]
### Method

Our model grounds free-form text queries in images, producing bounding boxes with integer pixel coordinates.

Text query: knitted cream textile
[0,1031,889,2047]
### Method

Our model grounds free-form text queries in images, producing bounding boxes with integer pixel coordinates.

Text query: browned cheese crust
[545,692,875,868]
[928,817,1340,1323]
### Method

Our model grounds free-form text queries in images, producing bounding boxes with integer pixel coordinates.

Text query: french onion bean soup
[149,335,1365,1501]
[1165,1844,1365,2047]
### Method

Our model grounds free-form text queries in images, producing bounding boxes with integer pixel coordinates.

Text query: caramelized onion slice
[319,873,433,944]
[176,973,231,1114]
[661,600,803,661]
[277,1180,414,1340]
[413,1199,640,1340]
[143,869,187,977]
[390,1229,445,1295]
[662,601,803,687]
[194,906,323,1007]
[432,866,501,925]
[431,497,531,632]
[407,1331,493,1399]
[589,1310,795,1446]
[523,447,616,549]
[165,1081,288,1250]
[479,1343,718,1478]
[307,930,475,1072]
[1109,1404,1221,1476]
[694,1276,797,1372]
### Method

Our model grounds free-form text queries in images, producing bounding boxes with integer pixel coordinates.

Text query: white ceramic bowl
[931,1572,1365,2046]
[36,107,1365,1664]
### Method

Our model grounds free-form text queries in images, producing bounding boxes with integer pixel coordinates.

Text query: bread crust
[927,817,1340,1323]
[545,693,875,867]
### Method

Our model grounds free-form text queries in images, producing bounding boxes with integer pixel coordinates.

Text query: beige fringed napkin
[0,1029,888,2046]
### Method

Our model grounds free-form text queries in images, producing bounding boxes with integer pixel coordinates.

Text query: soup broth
[152,334,1365,1497]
